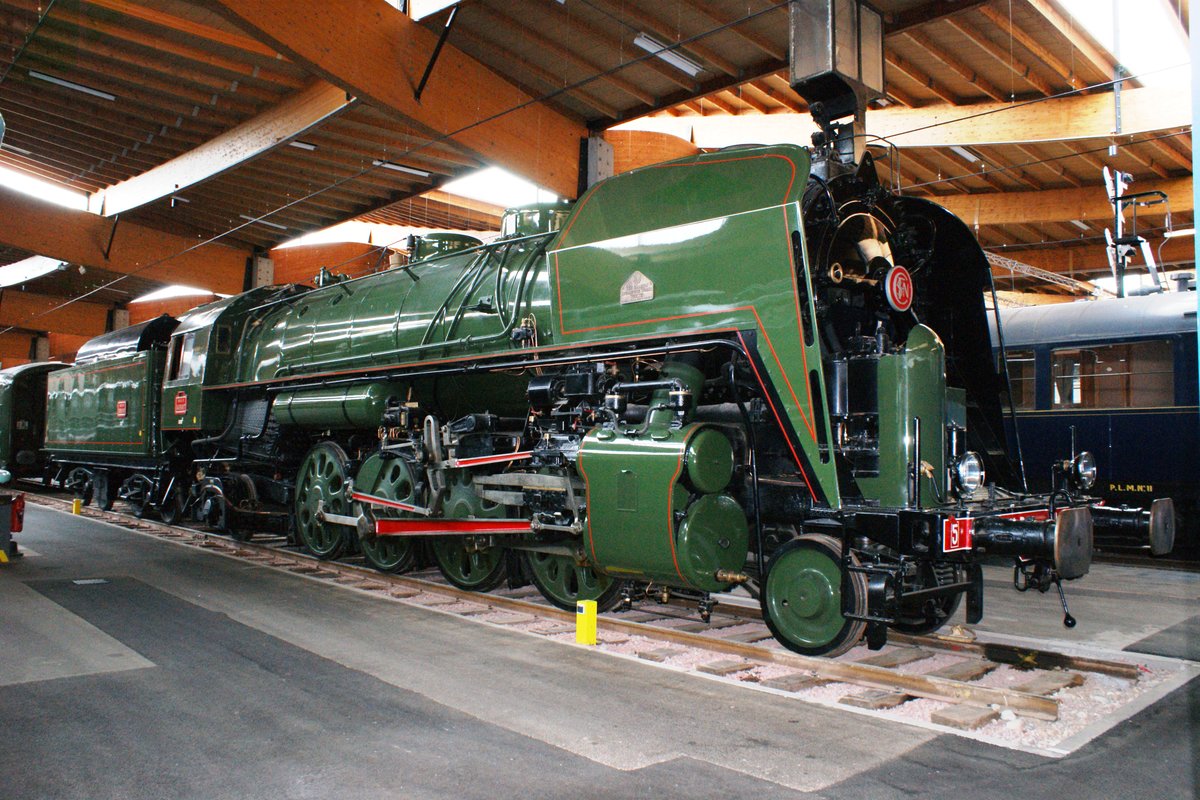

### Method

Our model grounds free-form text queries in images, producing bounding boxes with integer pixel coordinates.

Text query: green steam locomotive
[28,144,1173,655]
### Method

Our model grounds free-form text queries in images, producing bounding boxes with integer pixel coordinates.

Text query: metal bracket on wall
[102,214,120,261]
[415,5,459,102]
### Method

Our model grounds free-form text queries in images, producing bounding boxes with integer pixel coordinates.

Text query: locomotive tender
[34,144,1174,656]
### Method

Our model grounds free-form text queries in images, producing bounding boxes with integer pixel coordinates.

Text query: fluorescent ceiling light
[1070,219,1090,230]
[239,214,288,231]
[373,160,431,178]
[29,70,116,101]
[0,164,88,210]
[130,285,222,303]
[289,140,318,151]
[633,33,704,78]
[950,145,979,163]
[1,142,31,156]
[0,256,66,287]
[1164,227,1195,239]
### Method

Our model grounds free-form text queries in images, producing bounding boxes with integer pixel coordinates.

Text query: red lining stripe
[375,519,532,536]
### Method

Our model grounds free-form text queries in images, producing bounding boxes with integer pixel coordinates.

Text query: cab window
[167,332,206,382]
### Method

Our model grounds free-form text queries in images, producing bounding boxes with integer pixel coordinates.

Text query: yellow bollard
[576,599,597,645]
[71,498,82,515]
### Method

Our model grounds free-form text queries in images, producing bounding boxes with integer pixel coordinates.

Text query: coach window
[1051,340,1173,409]
[1001,350,1036,410]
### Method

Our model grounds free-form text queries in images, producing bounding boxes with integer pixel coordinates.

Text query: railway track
[27,489,1162,732]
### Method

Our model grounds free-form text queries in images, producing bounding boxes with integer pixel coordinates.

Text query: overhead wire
[0,1,1191,335]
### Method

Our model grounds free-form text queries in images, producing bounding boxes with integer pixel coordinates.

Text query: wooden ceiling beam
[1146,137,1194,171]
[700,92,742,115]
[585,0,739,78]
[1023,0,1127,85]
[20,18,288,105]
[0,184,250,294]
[41,2,301,88]
[199,0,585,198]
[685,3,785,62]
[936,176,1193,225]
[0,289,111,338]
[931,148,1008,193]
[885,0,989,32]
[977,4,1084,91]
[733,85,773,114]
[992,237,1194,275]
[1118,145,1172,179]
[449,14,630,116]
[89,81,354,216]
[868,84,1188,147]
[82,0,282,59]
[943,17,1056,97]
[882,83,921,108]
[902,29,1007,102]
[885,52,962,105]
[6,36,269,116]
[1011,143,1082,187]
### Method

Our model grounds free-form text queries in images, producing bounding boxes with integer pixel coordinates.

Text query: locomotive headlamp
[1070,451,1097,490]
[954,451,986,494]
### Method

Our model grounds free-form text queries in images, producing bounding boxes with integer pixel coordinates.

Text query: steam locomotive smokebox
[577,423,747,592]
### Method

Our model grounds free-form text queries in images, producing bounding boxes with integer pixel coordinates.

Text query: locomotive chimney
[788,0,884,172]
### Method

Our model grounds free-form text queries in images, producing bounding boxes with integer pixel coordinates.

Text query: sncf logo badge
[885,265,914,312]
[116,400,127,419]
[942,516,974,553]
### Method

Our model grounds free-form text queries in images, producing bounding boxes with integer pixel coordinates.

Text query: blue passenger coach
[994,292,1198,556]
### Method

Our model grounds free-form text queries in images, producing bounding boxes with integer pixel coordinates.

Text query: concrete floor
[1,505,1197,799]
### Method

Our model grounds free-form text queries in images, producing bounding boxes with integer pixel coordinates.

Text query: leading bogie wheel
[524,550,624,612]
[159,482,185,526]
[760,533,867,657]
[295,442,354,560]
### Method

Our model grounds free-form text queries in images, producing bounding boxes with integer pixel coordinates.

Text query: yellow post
[71,498,82,515]
[575,599,597,645]
[0,549,8,564]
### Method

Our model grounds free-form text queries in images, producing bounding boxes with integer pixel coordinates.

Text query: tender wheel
[159,483,184,526]
[430,473,507,591]
[295,442,354,560]
[890,562,963,635]
[355,456,418,574]
[761,534,867,657]
[96,472,115,512]
[524,550,624,612]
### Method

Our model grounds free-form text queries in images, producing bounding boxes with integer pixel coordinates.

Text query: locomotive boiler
[43,143,1174,656]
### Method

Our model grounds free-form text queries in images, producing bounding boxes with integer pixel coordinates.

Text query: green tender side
[854,325,948,506]
[46,351,166,458]
[0,362,65,474]
[549,145,839,506]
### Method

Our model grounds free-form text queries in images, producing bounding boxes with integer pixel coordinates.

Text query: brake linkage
[1013,559,1077,629]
